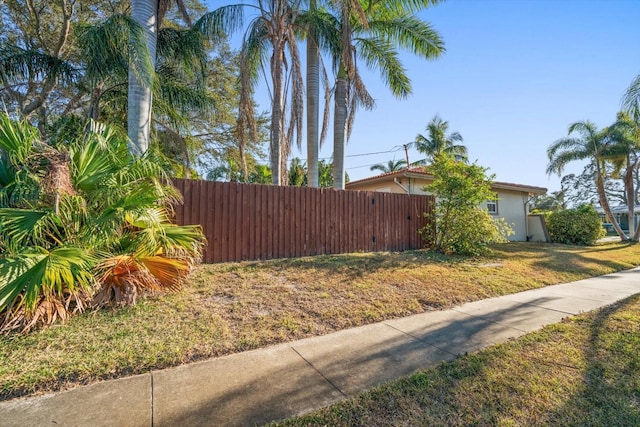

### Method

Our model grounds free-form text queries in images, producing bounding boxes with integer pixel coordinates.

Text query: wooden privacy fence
[173,179,434,263]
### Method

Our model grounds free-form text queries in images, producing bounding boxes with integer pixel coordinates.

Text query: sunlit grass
[2,241,639,400]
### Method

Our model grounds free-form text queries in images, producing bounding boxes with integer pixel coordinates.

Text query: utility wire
[296,147,404,162]
[346,163,384,170]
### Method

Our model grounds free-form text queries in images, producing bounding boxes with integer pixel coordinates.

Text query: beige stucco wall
[349,177,534,242]
[488,189,528,241]
[527,214,550,242]
[352,180,407,194]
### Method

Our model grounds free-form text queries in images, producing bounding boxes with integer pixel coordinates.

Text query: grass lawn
[1,241,640,400]
[274,294,640,426]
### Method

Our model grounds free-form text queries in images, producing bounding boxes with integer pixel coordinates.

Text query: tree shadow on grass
[269,295,640,426]
[153,296,545,426]
[546,295,640,426]
[494,241,640,276]
[206,248,470,280]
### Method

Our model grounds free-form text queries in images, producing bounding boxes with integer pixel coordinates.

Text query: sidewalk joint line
[383,323,458,358]
[150,373,154,427]
[290,347,347,398]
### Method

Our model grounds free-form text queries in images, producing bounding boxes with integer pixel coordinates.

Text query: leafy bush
[547,205,605,245]
[0,115,205,333]
[420,156,514,256]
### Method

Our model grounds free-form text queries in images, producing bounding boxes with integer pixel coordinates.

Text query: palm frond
[0,113,39,166]
[356,37,411,98]
[0,208,64,251]
[0,247,96,315]
[194,5,247,41]
[0,115,205,332]
[0,45,78,87]
[367,14,444,59]
[567,120,597,137]
[157,27,208,84]
[155,73,217,119]
[75,14,152,87]
[71,131,122,193]
[381,0,444,14]
[546,138,592,175]
[622,73,640,118]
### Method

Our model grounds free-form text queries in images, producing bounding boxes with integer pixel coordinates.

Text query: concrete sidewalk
[2,268,639,427]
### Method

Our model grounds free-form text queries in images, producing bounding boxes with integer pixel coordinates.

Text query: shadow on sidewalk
[155,296,570,426]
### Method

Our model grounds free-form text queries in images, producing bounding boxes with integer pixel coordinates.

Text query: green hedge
[547,205,605,245]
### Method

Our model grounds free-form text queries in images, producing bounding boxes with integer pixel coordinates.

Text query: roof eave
[346,169,547,195]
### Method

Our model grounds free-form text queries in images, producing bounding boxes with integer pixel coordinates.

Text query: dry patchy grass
[1,241,640,400]
[276,294,640,426]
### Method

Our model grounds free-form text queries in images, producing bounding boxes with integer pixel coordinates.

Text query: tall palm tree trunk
[596,168,627,240]
[624,157,636,239]
[306,31,320,187]
[306,0,319,187]
[333,71,348,190]
[270,42,285,185]
[128,0,158,156]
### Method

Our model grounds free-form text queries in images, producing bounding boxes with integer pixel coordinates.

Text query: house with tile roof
[345,168,549,242]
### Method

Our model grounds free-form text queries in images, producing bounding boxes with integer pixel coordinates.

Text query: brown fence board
[173,179,434,263]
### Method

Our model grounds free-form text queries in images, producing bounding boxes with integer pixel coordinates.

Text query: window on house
[486,200,498,214]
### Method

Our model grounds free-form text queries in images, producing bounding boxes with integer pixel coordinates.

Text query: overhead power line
[296,147,404,162]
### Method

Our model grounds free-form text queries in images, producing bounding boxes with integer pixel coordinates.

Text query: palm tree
[370,159,407,173]
[414,115,467,163]
[128,0,159,156]
[248,164,273,184]
[302,0,355,187]
[288,157,307,185]
[0,12,152,131]
[1,2,211,162]
[127,0,196,156]
[207,0,305,185]
[546,121,627,240]
[622,73,640,120]
[0,114,204,333]
[318,159,335,187]
[330,1,444,189]
[608,112,640,240]
[306,0,320,187]
[75,15,155,122]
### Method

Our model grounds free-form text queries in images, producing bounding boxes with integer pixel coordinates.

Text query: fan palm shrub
[0,114,204,333]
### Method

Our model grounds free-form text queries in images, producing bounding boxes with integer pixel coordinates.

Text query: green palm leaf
[356,37,410,98]
[75,14,151,87]
[71,133,122,193]
[368,15,444,59]
[0,247,96,313]
[0,208,63,251]
[0,45,78,87]
[0,114,38,166]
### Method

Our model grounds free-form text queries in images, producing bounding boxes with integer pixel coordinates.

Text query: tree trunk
[239,142,249,182]
[22,0,73,118]
[89,82,103,121]
[128,0,158,156]
[624,157,636,240]
[333,72,348,190]
[596,168,627,240]
[306,2,319,188]
[270,42,285,185]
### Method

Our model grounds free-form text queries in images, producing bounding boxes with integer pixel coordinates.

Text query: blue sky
[205,0,640,193]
